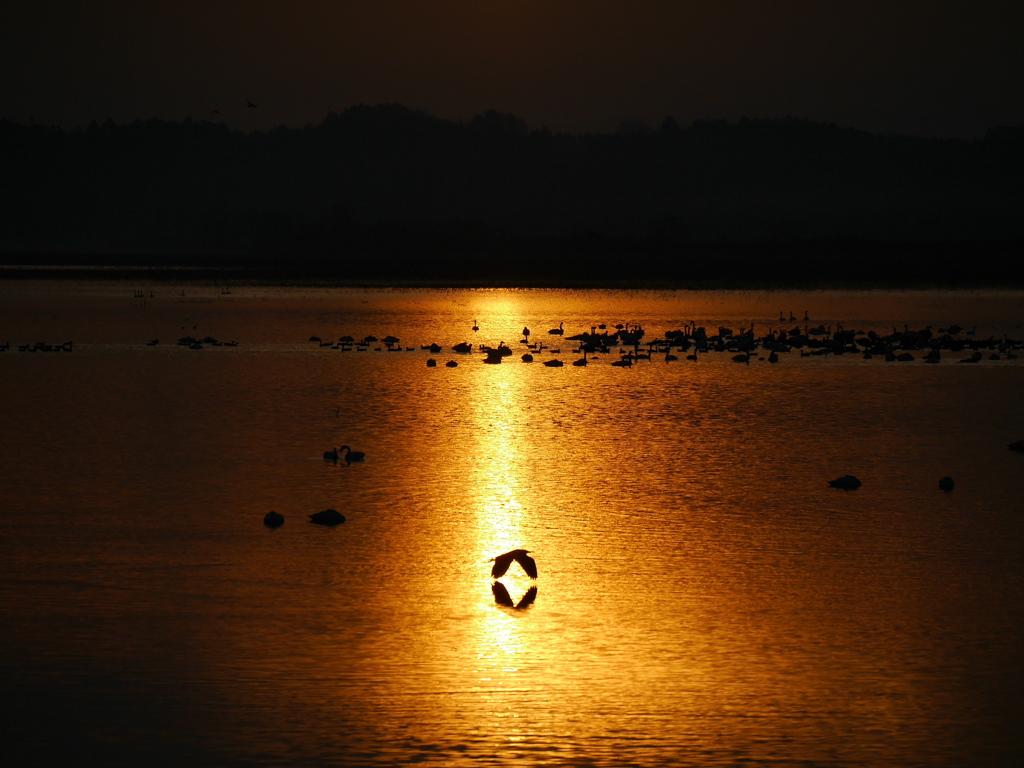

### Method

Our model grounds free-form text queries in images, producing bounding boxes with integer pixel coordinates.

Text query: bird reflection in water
[491,582,538,610]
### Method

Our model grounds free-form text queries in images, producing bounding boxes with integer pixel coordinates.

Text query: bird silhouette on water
[340,445,365,462]
[828,475,862,490]
[309,509,345,526]
[263,510,284,528]
[489,548,537,579]
[324,445,365,462]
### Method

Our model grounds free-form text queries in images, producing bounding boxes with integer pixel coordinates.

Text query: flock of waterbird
[8,309,1019,366]
[306,315,1024,368]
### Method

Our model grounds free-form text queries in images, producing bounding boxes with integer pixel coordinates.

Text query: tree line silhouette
[2,104,1022,285]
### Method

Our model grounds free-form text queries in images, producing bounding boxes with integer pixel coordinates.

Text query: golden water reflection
[5,286,1024,766]
[463,340,537,730]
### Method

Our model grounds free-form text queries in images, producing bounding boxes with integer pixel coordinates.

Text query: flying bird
[489,548,537,579]
[246,100,259,108]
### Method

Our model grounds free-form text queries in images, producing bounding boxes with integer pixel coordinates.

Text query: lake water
[3,282,1024,767]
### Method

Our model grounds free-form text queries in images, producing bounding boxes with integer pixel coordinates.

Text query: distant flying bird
[489,548,537,579]
[246,100,258,108]
[211,110,220,115]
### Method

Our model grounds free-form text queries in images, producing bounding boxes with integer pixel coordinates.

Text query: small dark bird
[828,475,862,490]
[263,510,284,527]
[492,582,538,609]
[309,509,345,526]
[246,99,259,108]
[340,445,365,462]
[323,447,339,461]
[939,476,955,492]
[1009,440,1024,452]
[489,549,537,579]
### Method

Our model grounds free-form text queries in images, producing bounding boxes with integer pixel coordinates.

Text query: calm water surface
[3,283,1024,767]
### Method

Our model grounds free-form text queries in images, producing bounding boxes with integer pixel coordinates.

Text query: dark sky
[3,0,1023,137]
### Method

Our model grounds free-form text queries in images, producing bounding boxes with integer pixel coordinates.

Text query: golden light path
[463,292,536,736]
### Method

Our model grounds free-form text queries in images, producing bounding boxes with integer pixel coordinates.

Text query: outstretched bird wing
[513,550,538,578]
[490,551,516,578]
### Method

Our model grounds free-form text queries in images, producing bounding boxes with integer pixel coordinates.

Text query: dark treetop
[3,105,1023,287]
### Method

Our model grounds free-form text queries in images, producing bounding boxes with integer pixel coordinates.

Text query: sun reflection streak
[468,353,529,559]
[458,297,545,721]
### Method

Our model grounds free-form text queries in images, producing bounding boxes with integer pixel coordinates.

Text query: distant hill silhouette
[2,104,1023,285]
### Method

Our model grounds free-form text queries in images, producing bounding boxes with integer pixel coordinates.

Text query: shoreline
[2,268,1022,291]
[4,239,1024,290]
